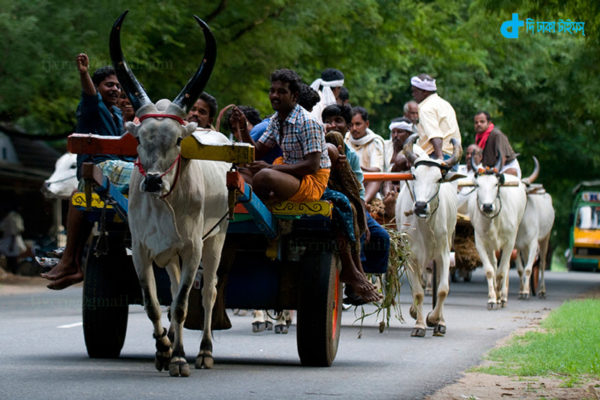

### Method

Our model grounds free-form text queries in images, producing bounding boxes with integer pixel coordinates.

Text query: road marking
[57,322,83,329]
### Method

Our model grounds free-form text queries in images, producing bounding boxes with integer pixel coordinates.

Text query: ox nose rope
[410,179,442,219]
[477,188,503,219]
[135,154,182,199]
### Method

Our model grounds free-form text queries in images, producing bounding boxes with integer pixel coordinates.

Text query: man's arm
[230,106,271,160]
[270,152,321,179]
[76,53,95,96]
[430,137,443,159]
[418,107,444,158]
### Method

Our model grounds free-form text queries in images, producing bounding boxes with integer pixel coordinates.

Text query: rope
[202,211,229,240]
[215,104,236,133]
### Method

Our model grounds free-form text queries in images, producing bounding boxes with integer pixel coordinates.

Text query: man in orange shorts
[230,69,331,203]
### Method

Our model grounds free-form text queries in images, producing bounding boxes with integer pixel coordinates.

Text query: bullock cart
[66,131,374,367]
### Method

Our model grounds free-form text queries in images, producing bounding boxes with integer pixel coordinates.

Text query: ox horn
[110,11,152,112]
[521,156,540,185]
[444,138,462,168]
[171,16,217,114]
[403,133,419,164]
[470,150,478,172]
[493,151,502,172]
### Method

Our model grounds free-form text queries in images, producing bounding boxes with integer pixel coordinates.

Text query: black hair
[270,69,302,94]
[238,105,262,126]
[321,68,344,82]
[351,106,369,122]
[298,83,320,112]
[339,87,349,102]
[199,92,218,118]
[475,110,492,122]
[322,104,352,125]
[92,66,116,86]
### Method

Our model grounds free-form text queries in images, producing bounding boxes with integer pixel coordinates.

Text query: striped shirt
[259,104,331,169]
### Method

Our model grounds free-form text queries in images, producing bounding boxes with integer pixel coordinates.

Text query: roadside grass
[474,299,600,384]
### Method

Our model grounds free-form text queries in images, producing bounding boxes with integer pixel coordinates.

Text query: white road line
[57,322,83,329]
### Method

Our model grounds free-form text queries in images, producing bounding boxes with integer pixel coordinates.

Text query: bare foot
[350,281,383,303]
[344,284,382,305]
[41,258,78,281]
[341,270,381,303]
[47,270,84,290]
[340,268,377,291]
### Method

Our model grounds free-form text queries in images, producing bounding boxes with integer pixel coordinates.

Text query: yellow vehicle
[566,181,600,271]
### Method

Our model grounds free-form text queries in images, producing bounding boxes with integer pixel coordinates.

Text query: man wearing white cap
[410,74,461,160]
[385,117,426,172]
[310,68,345,125]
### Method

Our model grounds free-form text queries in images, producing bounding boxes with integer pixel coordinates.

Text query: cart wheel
[296,248,342,367]
[82,236,129,358]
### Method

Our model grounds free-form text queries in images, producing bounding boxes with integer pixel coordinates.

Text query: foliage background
[1,0,598,254]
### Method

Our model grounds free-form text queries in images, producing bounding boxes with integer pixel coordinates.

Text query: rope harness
[409,159,449,219]
[134,113,187,199]
[474,167,505,220]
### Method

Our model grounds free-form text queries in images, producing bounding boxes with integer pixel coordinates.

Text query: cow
[42,153,78,199]
[110,11,229,376]
[467,156,527,309]
[515,157,555,299]
[395,134,461,337]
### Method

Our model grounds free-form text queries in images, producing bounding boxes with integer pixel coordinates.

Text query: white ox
[111,11,228,377]
[42,153,78,199]
[468,157,527,309]
[514,157,555,299]
[395,135,461,337]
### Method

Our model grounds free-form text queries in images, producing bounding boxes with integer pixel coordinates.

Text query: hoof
[409,305,417,320]
[500,299,507,308]
[154,351,172,371]
[487,302,497,310]
[426,312,438,328]
[433,324,446,336]
[274,324,289,334]
[252,321,266,333]
[539,292,546,299]
[265,320,274,331]
[169,357,190,377]
[195,352,214,369]
[411,327,426,337]
[518,293,530,300]
[379,321,385,333]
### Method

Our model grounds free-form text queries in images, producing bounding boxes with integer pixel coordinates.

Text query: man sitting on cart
[230,69,382,303]
[231,69,331,203]
[42,53,135,289]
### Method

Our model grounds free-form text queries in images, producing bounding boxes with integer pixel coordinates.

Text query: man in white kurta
[410,74,461,159]
[344,106,385,203]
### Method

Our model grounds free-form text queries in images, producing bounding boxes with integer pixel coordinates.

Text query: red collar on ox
[138,113,186,125]
[134,113,185,198]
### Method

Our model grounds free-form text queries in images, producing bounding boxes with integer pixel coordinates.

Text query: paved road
[1,269,599,400]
